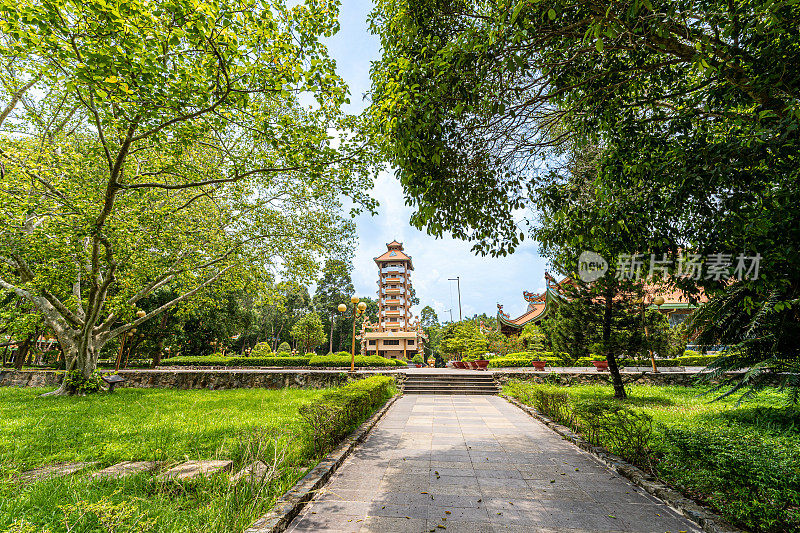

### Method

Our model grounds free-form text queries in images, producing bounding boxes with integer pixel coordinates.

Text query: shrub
[488,356,535,368]
[250,342,273,357]
[676,354,719,366]
[299,376,396,455]
[529,387,575,428]
[308,355,406,368]
[63,370,104,394]
[411,353,424,364]
[277,342,291,352]
[159,355,231,366]
[573,400,654,468]
[655,426,800,532]
[227,356,309,367]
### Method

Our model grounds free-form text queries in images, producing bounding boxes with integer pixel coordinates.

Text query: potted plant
[411,354,424,368]
[591,358,609,371]
[472,353,491,370]
[530,359,547,371]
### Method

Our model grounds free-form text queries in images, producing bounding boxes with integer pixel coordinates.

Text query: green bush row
[307,354,406,368]
[299,376,396,455]
[159,355,231,366]
[504,381,799,532]
[488,357,537,368]
[227,356,310,367]
[487,353,719,368]
[574,355,719,367]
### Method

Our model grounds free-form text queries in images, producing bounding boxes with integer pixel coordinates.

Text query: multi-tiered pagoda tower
[360,241,426,359]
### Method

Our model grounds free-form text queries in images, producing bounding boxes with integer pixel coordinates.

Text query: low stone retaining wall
[492,369,766,387]
[0,370,63,388]
[0,369,404,391]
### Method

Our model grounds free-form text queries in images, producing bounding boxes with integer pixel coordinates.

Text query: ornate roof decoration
[496,303,510,319]
[523,290,546,302]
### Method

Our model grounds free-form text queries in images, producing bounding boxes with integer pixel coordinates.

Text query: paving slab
[231,460,272,484]
[286,395,702,533]
[91,461,159,480]
[158,460,232,481]
[19,462,94,483]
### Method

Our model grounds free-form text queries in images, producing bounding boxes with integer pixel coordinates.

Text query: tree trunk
[13,334,33,370]
[41,333,101,396]
[151,314,168,368]
[603,287,626,399]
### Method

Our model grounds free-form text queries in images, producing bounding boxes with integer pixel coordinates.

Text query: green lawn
[0,387,327,532]
[504,381,800,533]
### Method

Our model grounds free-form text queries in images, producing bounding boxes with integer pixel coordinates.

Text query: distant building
[359,241,426,359]
[497,272,707,336]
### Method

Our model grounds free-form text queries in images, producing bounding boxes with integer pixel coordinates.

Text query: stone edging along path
[502,395,742,533]
[244,394,401,533]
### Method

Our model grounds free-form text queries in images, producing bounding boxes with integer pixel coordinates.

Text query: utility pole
[445,308,453,323]
[448,277,462,321]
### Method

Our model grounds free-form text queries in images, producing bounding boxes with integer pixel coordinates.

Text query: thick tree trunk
[603,287,626,399]
[13,333,38,370]
[41,333,101,396]
[152,338,163,368]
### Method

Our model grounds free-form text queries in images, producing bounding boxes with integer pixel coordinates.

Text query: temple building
[497,272,707,336]
[359,241,427,359]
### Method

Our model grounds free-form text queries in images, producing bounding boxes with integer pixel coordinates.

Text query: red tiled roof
[374,240,414,269]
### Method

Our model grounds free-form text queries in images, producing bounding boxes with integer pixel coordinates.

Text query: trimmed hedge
[488,353,719,368]
[158,354,309,367]
[308,354,406,368]
[488,357,536,368]
[159,355,231,366]
[676,354,718,366]
[488,351,565,368]
[299,375,396,455]
[574,355,719,367]
[227,356,310,367]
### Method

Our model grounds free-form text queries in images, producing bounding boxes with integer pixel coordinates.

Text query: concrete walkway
[287,395,700,533]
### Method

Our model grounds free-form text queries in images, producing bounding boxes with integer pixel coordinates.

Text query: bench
[101,374,126,392]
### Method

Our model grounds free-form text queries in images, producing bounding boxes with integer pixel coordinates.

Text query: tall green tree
[368,0,800,394]
[0,0,375,394]
[313,259,355,353]
[440,321,487,361]
[290,312,326,354]
[419,305,439,329]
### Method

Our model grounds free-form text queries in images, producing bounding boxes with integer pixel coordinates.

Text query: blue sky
[325,0,549,321]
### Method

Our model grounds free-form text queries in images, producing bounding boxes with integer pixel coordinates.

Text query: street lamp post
[448,277,462,321]
[338,296,367,372]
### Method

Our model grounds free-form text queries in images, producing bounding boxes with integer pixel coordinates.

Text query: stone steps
[403,374,500,395]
